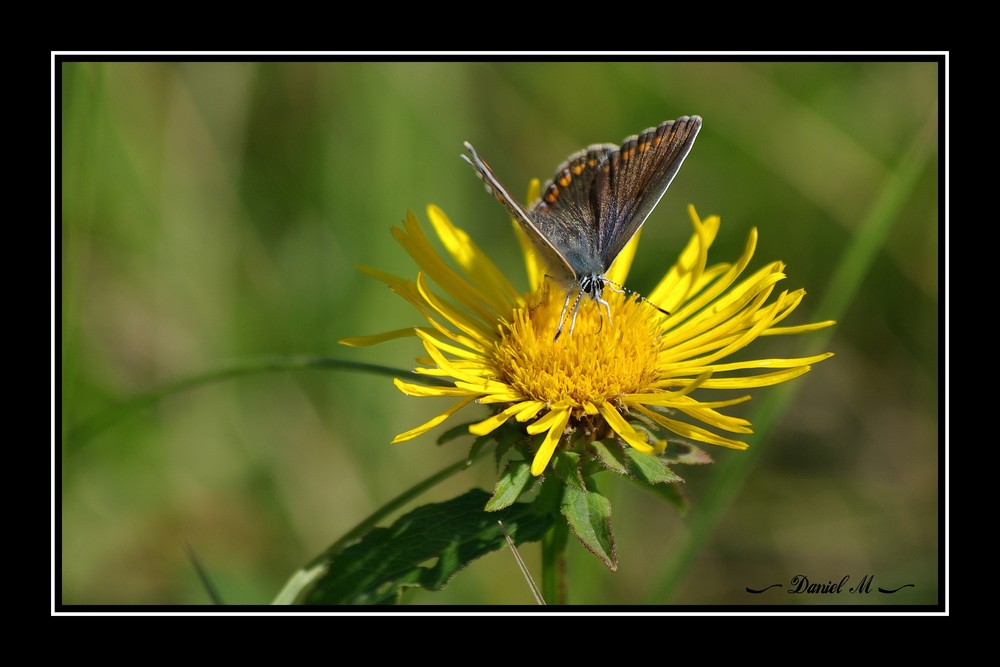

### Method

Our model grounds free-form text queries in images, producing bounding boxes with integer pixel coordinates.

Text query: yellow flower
[342,199,834,477]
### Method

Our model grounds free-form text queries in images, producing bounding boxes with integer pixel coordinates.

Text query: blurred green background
[60,61,940,606]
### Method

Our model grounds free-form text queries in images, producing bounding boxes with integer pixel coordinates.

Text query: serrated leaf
[485,460,534,511]
[560,485,617,570]
[625,448,684,484]
[551,451,586,491]
[588,440,629,475]
[300,489,552,604]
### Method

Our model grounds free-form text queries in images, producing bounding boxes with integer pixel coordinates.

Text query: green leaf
[588,440,629,476]
[552,451,586,491]
[485,461,534,511]
[299,489,552,604]
[560,484,617,570]
[625,448,683,484]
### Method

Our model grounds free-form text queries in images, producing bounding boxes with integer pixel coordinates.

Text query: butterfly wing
[528,143,619,278]
[462,142,578,279]
[592,116,702,267]
[463,116,701,280]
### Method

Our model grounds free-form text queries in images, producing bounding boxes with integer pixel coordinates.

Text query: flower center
[492,286,664,408]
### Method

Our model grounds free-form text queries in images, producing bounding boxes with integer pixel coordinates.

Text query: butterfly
[461,116,702,340]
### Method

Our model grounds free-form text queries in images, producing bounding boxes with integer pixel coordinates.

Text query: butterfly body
[462,116,702,339]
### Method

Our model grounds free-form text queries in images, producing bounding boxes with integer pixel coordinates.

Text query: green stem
[541,520,569,604]
[64,356,450,450]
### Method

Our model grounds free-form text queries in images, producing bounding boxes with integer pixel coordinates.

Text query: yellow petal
[631,403,750,450]
[339,328,419,347]
[395,213,501,326]
[694,366,816,389]
[391,396,479,443]
[514,400,546,422]
[597,402,655,454]
[427,204,521,311]
[530,408,571,476]
[393,377,471,398]
[763,320,838,335]
[648,207,719,309]
[513,179,548,292]
[526,407,568,435]
[416,273,494,346]
[469,403,524,436]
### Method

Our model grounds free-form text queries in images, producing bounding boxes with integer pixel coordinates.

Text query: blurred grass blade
[499,520,545,605]
[183,542,224,605]
[815,110,940,326]
[646,110,939,603]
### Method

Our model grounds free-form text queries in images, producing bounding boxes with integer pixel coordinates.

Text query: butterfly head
[579,273,605,297]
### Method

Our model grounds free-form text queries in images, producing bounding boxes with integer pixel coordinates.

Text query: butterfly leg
[554,289,580,342]
[565,290,589,340]
[589,276,613,329]
[595,293,613,327]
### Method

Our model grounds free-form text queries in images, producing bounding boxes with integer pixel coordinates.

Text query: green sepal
[587,439,629,476]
